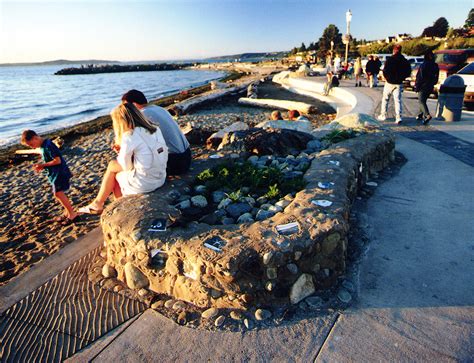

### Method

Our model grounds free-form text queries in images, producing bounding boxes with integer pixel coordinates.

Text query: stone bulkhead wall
[101,131,395,309]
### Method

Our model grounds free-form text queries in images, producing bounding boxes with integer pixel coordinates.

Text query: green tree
[422,17,449,37]
[299,42,307,52]
[317,24,343,58]
[433,17,449,37]
[289,47,298,55]
[464,8,474,28]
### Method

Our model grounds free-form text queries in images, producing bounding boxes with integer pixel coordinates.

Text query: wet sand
[0,79,335,286]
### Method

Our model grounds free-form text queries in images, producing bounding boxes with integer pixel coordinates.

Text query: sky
[0,0,471,63]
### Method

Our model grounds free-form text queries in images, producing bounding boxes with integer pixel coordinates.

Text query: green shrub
[322,129,358,144]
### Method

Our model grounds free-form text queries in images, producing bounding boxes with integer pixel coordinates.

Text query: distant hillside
[206,52,286,61]
[0,59,119,67]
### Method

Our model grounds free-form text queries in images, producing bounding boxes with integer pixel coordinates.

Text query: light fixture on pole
[330,40,334,61]
[343,9,352,66]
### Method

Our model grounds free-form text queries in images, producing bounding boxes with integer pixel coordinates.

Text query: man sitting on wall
[122,89,191,176]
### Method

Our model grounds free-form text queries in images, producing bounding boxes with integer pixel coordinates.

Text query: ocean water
[0,65,225,147]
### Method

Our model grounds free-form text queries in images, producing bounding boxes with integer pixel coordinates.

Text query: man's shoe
[377,115,386,121]
[416,113,423,121]
[395,118,402,124]
[423,115,432,125]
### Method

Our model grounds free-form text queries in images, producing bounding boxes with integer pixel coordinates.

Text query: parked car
[405,49,474,95]
[434,48,474,92]
[456,62,474,110]
[405,61,423,89]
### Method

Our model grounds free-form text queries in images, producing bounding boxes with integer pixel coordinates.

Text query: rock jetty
[54,63,194,75]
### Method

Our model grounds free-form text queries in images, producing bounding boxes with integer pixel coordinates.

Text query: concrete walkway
[1,76,473,362]
[76,79,473,361]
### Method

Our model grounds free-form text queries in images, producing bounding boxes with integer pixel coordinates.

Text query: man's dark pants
[167,148,192,176]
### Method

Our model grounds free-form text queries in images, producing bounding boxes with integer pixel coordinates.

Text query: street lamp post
[344,9,352,66]
[330,40,334,61]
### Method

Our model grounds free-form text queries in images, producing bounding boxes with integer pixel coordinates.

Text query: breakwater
[54,63,194,75]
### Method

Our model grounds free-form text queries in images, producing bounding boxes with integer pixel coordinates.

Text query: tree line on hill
[289,8,473,59]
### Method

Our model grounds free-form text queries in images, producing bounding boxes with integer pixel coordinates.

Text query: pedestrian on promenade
[373,56,382,87]
[354,57,363,87]
[365,55,376,87]
[21,130,78,225]
[122,90,191,176]
[79,103,168,214]
[377,44,412,124]
[415,50,439,125]
[323,71,339,96]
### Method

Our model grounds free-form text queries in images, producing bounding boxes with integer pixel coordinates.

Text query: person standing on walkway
[365,55,376,88]
[373,56,382,87]
[354,57,363,87]
[122,90,191,176]
[415,50,439,125]
[377,44,412,124]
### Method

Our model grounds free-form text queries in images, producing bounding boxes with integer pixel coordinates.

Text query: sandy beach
[0,77,335,286]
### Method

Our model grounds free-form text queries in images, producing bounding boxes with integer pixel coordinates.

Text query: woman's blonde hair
[111,102,157,144]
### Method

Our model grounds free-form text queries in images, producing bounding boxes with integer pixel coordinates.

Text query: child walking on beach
[21,130,78,225]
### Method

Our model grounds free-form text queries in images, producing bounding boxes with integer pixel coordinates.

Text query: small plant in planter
[322,129,360,144]
[188,158,310,224]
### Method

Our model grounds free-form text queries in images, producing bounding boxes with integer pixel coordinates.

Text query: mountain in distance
[206,51,286,61]
[0,59,119,67]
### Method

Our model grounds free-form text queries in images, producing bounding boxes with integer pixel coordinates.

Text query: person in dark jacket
[415,51,439,124]
[372,56,382,87]
[365,55,376,87]
[377,44,412,124]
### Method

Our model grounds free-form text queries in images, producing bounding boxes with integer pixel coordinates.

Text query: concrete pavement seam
[88,312,144,362]
[312,312,341,362]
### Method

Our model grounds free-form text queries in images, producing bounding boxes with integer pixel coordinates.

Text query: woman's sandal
[78,203,103,215]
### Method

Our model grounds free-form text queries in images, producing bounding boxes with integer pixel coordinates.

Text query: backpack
[331,75,340,87]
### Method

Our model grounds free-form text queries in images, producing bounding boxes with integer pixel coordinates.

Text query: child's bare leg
[95,159,123,206]
[55,191,78,219]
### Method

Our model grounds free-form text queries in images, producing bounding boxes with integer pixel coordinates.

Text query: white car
[456,62,474,110]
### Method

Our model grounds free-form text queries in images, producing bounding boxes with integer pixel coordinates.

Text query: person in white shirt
[122,90,191,175]
[79,102,168,214]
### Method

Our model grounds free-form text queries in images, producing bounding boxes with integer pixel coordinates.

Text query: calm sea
[0,65,225,147]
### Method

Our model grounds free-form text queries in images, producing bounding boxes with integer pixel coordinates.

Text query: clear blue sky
[0,0,471,63]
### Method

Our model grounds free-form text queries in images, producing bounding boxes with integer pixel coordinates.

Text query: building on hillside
[396,33,412,42]
[385,36,396,43]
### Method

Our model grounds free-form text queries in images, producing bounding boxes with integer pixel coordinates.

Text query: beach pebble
[255,308,272,321]
[151,300,164,309]
[172,301,187,310]
[337,289,352,303]
[175,199,191,210]
[215,315,226,327]
[202,307,219,319]
[212,191,226,204]
[237,213,254,223]
[191,195,208,208]
[256,209,275,221]
[177,311,189,325]
[244,318,254,330]
[164,299,175,308]
[230,311,244,321]
[102,264,117,278]
[305,296,324,308]
[194,185,207,194]
[138,288,149,297]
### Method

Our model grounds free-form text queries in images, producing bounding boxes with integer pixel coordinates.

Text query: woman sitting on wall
[79,103,168,214]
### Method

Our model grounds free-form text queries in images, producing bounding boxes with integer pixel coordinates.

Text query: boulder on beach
[321,113,382,130]
[206,121,249,149]
[182,123,215,145]
[217,128,314,156]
